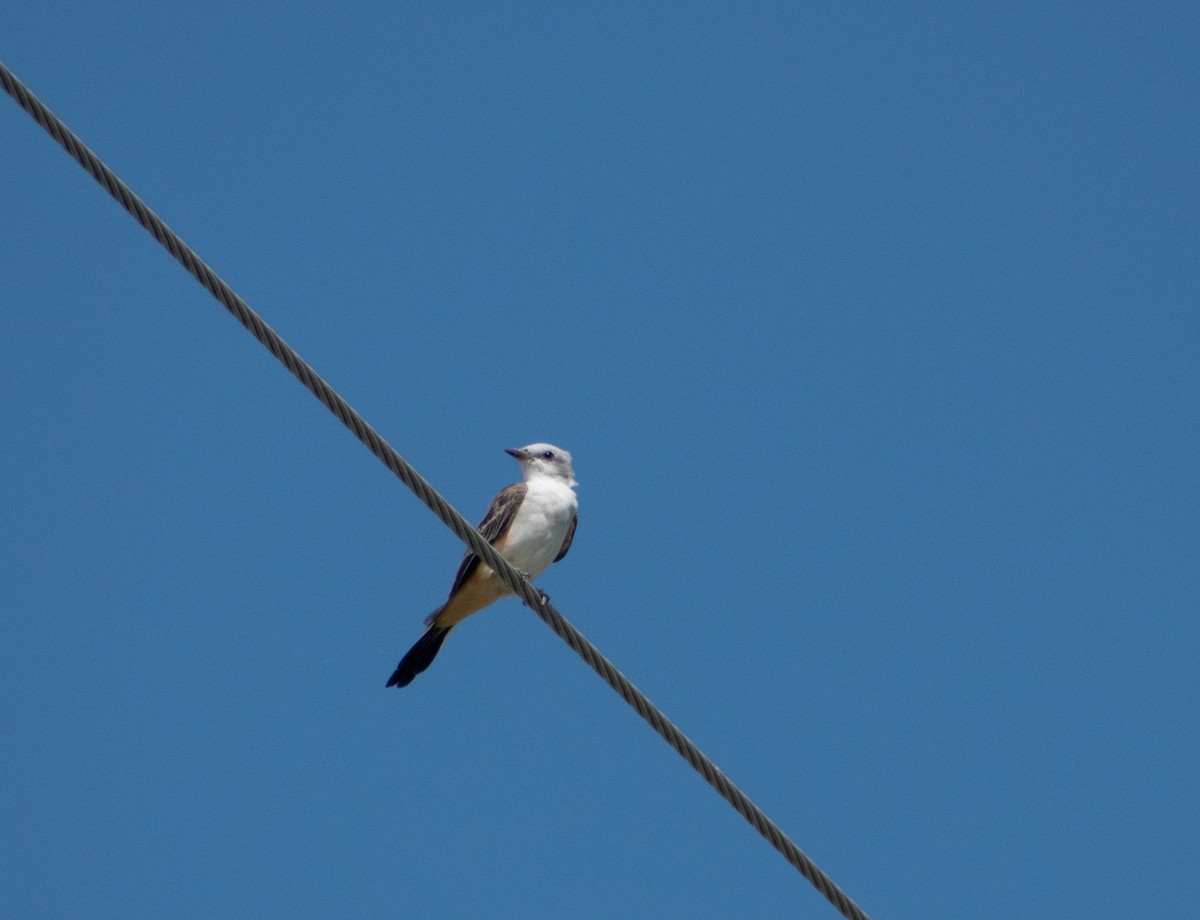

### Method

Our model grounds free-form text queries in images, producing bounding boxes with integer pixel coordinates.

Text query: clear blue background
[3,4,1196,918]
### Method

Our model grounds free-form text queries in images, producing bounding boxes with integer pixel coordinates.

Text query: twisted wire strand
[3,59,870,920]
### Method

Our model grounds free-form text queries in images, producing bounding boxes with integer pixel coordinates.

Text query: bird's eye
[542,450,554,459]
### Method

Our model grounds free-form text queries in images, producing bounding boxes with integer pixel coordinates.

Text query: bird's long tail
[386,619,452,688]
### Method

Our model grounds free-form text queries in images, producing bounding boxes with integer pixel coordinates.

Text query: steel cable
[2,59,871,920]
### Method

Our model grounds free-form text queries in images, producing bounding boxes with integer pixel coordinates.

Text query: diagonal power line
[2,59,871,920]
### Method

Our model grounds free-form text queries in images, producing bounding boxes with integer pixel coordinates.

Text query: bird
[386,443,579,688]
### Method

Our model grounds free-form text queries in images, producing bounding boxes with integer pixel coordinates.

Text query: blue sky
[2,3,1197,917]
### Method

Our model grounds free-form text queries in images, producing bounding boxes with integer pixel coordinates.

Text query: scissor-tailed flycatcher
[386,443,579,688]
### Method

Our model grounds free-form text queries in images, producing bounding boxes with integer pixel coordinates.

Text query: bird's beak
[504,447,528,460]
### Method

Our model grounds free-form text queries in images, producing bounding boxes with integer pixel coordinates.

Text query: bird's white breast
[498,478,577,578]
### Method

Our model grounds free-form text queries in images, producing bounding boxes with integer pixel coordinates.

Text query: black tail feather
[386,624,452,688]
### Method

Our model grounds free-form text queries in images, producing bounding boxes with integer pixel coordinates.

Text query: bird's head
[505,443,577,486]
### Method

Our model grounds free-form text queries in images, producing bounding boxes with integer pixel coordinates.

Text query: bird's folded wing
[444,482,529,597]
[554,511,577,563]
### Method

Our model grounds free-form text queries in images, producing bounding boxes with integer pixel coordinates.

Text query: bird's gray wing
[553,511,577,563]
[445,482,528,597]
